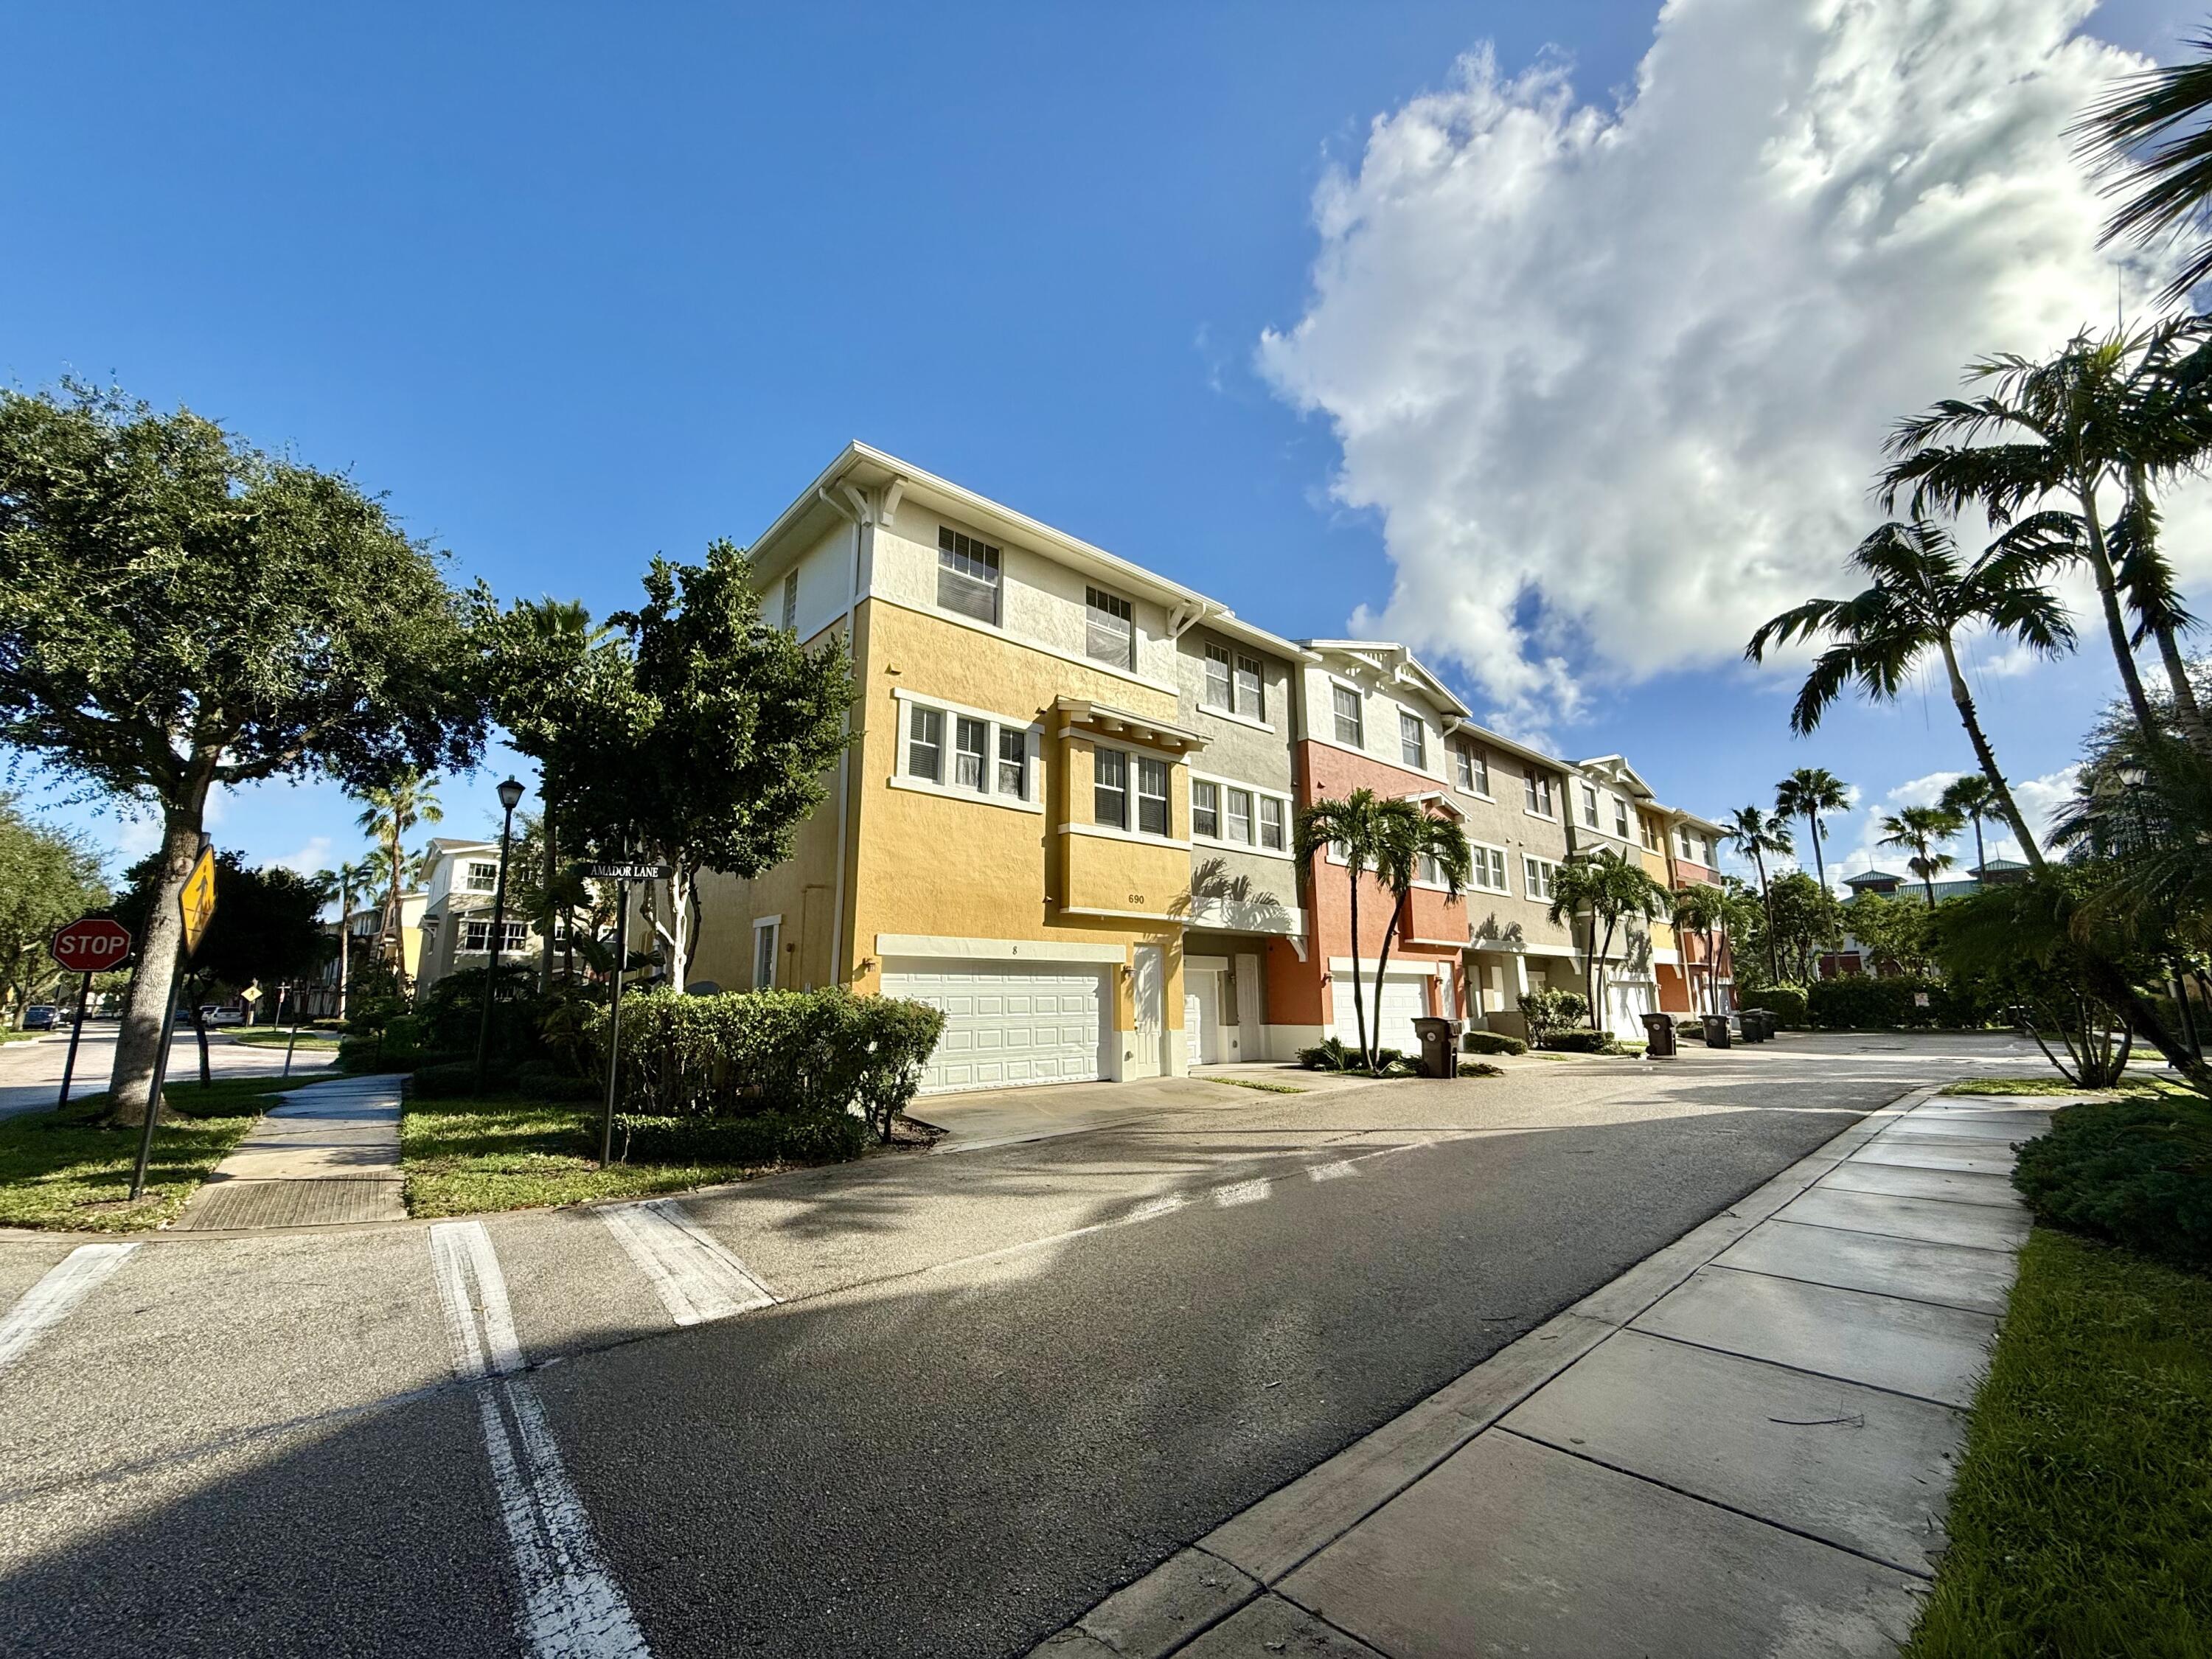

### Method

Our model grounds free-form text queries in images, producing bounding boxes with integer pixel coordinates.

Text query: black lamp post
[473,776,528,1094]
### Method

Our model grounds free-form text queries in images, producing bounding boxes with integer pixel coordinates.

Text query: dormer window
[465,861,498,894]
[1086,587,1135,669]
[937,526,1001,624]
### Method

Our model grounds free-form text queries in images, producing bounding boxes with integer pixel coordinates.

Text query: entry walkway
[1033,1085,2047,1658]
[173,1074,406,1230]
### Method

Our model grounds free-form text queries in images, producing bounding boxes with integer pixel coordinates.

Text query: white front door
[880,959,1108,1093]
[1128,944,1166,1079]
[1186,972,1222,1066]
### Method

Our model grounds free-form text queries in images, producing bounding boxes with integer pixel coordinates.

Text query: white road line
[428,1222,650,1659]
[1123,1194,1193,1225]
[0,1243,138,1378]
[599,1200,777,1326]
[1213,1178,1272,1207]
[1309,1160,1360,1183]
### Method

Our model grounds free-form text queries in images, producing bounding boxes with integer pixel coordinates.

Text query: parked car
[21,1006,58,1031]
[200,1006,247,1027]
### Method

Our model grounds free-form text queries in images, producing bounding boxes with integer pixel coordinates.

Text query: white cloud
[1259,0,2196,738]
[271,835,334,876]
[1828,765,2081,883]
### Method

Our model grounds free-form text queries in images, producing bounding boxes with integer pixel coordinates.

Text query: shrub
[1519,988,1589,1045]
[410,1061,504,1099]
[589,987,942,1143]
[1741,986,1809,1029]
[1539,1029,1610,1053]
[414,966,549,1070]
[2012,1093,2212,1269]
[1461,1029,1527,1057]
[1806,975,1989,1031]
[339,1013,428,1074]
[1297,1037,1411,1074]
[612,1108,872,1167]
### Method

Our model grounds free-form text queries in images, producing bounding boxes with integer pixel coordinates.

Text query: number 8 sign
[51,917,134,974]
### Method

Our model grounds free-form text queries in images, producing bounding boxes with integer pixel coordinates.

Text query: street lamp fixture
[473,777,529,1094]
[2118,764,2149,792]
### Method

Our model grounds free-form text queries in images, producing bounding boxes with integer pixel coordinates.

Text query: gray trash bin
[1412,1017,1461,1079]
[1641,1011,1677,1058]
[1743,1009,1772,1043]
[1700,1014,1731,1048]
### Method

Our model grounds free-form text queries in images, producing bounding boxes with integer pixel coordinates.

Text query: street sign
[51,917,132,974]
[179,846,218,957]
[588,861,672,881]
[239,984,262,1004]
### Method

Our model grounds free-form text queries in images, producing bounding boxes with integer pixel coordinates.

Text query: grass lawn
[1,1029,55,1043]
[401,1096,783,1218]
[0,1077,286,1234]
[1943,1074,2197,1099]
[226,1027,342,1050]
[1904,1228,2212,1658]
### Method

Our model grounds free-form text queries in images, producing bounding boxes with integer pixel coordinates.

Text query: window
[1400,712,1427,771]
[461,919,527,953]
[1702,836,1717,867]
[955,717,988,792]
[1615,799,1630,838]
[781,570,798,630]
[753,919,779,990]
[1419,852,1441,886]
[1641,815,1659,851]
[908,705,945,782]
[1333,684,1364,747]
[1203,644,1233,711]
[997,728,1026,797]
[1192,780,1220,838]
[1259,796,1285,851]
[1137,757,1171,836]
[1234,655,1264,720]
[936,526,1001,624]
[1581,784,1599,829]
[1524,856,1561,902]
[1225,788,1252,844]
[1095,748,1128,829]
[1469,845,1509,894]
[1524,772,1554,815]
[1086,586,1134,669]
[464,861,498,894]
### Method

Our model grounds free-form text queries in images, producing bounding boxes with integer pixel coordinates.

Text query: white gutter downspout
[818,484,863,989]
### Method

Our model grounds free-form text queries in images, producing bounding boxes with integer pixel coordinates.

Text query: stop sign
[52,917,133,975]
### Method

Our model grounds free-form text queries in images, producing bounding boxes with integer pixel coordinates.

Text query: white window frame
[1259,795,1286,852]
[1085,585,1135,671]
[460,917,527,953]
[1095,746,1130,830]
[1523,772,1556,819]
[464,860,498,894]
[1192,779,1220,839]
[1523,855,1562,904]
[1466,841,1511,895]
[1332,682,1364,748]
[782,570,799,630]
[1581,783,1600,830]
[1202,643,1234,712]
[936,525,1002,625]
[1614,799,1630,839]
[1234,654,1265,721]
[1189,771,1295,860]
[1136,755,1172,838]
[1399,711,1427,772]
[1225,787,1253,844]
[752,916,782,990]
[889,690,1043,813]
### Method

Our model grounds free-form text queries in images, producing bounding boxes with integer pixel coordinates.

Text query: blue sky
[2,1,2201,887]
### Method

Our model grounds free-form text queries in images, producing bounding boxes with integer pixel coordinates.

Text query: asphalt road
[0,1024,337,1119]
[0,1032,2045,1658]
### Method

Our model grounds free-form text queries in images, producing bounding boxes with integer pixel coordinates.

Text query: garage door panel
[1331,972,1433,1054]
[882,959,1108,1094]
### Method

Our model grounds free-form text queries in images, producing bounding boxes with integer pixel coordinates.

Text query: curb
[1027,1081,1948,1659]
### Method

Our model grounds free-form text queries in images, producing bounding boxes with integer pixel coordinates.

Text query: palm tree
[2076,31,2212,305]
[354,770,441,991]
[1722,804,1794,985]
[1295,790,1392,1071]
[1366,800,1473,1061]
[1879,806,1964,907]
[313,856,376,1021]
[1747,519,2070,877]
[1671,883,1730,1017]
[1549,850,1671,1032]
[1878,325,2211,756]
[1773,767,1850,891]
[1937,773,2000,878]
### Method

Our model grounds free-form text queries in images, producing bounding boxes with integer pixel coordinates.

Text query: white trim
[869,594,1180,697]
[1183,896,1307,937]
[1192,833,1295,863]
[1058,821,1192,852]
[1188,771,1295,860]
[887,773,1045,814]
[1058,904,1186,923]
[1194,702,1277,736]
[751,916,782,989]
[889,684,1040,731]
[876,933,1126,964]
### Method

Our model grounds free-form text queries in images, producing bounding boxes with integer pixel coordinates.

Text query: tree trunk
[186,987,211,1088]
[106,767,214,1125]
[338,919,350,1023]
[1370,889,1405,1071]
[1806,813,1826,890]
[1346,873,1370,1070]
[2079,484,2164,752]
[1593,915,1618,1031]
[2149,619,2212,754]
[1753,850,1779,984]
[1936,636,2046,874]
[540,810,557,992]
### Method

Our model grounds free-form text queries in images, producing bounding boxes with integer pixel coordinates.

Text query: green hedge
[1741,986,1808,1029]
[1806,975,1987,1030]
[1537,1029,1610,1053]
[2013,1094,2212,1269]
[612,1110,873,1166]
[589,987,944,1142]
[1462,1029,1528,1057]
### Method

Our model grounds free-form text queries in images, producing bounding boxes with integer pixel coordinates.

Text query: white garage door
[880,960,1108,1094]
[1331,970,1433,1056]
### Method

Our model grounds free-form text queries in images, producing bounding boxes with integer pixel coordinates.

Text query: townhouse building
[415,837,543,993]
[684,442,1736,1091]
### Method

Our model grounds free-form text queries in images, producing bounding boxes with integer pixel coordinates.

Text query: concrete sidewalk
[173,1074,407,1229]
[1034,1086,2048,1659]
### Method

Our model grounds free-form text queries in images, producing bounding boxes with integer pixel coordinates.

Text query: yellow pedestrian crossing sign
[180,846,218,958]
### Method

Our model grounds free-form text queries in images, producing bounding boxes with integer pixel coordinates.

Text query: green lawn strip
[401,1096,779,1218]
[1904,1228,2212,1658]
[0,1077,288,1234]
[226,1027,342,1049]
[1943,1074,2195,1099]
[1206,1077,1308,1094]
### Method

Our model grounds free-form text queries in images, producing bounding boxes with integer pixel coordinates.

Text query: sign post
[587,857,669,1165]
[50,917,133,1112]
[131,842,216,1202]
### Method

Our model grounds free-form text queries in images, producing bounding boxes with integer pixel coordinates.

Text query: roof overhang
[1052,697,1208,755]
